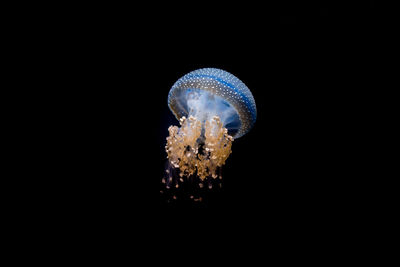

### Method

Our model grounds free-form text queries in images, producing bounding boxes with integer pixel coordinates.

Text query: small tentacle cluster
[165,115,233,180]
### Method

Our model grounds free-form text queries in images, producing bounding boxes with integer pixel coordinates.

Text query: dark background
[57,1,377,256]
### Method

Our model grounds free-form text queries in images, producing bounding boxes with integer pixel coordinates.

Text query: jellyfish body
[168,68,256,139]
[162,68,256,203]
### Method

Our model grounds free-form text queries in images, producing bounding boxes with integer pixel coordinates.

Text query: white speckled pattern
[168,68,256,138]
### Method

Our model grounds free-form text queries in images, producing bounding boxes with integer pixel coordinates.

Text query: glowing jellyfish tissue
[164,68,256,192]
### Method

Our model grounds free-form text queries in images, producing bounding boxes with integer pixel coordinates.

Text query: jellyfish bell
[163,68,256,202]
[168,68,256,139]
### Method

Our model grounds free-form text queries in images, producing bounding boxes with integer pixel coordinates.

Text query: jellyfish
[161,68,256,202]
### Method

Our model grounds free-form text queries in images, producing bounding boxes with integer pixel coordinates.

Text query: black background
[57,1,378,257]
